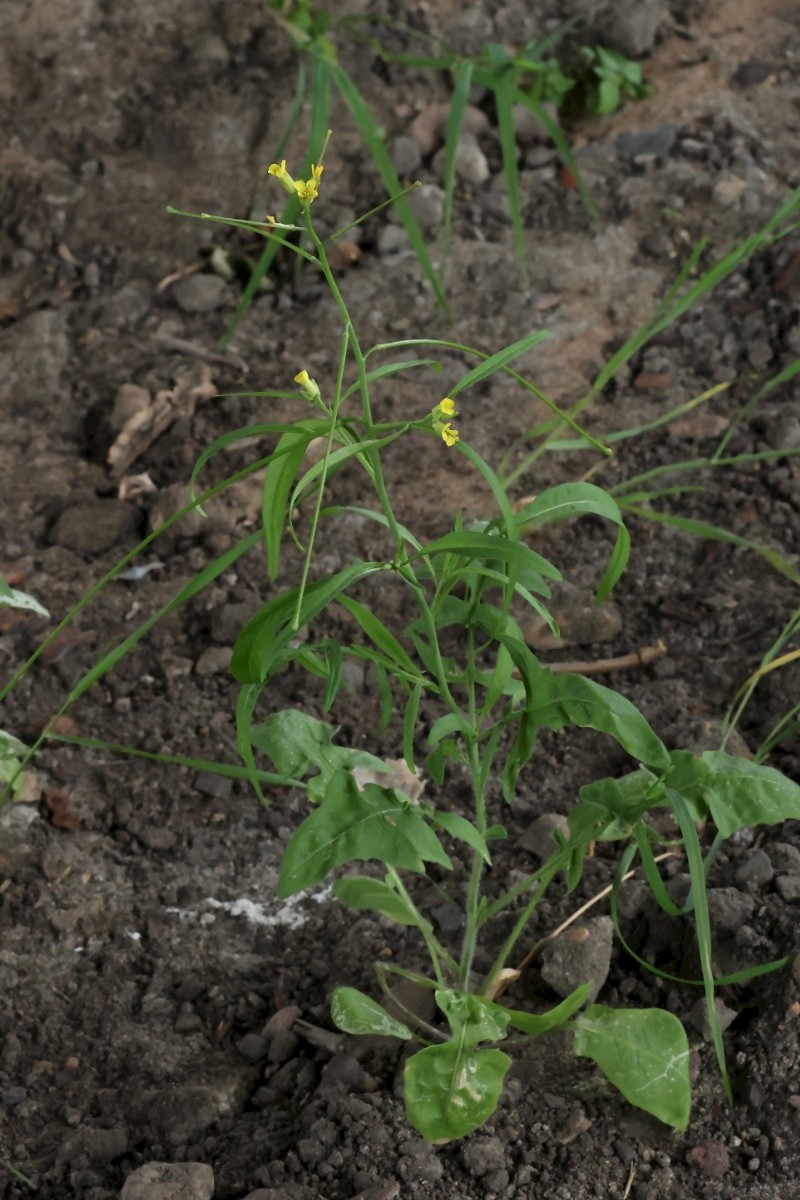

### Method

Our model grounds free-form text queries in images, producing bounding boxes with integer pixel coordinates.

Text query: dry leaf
[118,472,158,500]
[108,363,216,476]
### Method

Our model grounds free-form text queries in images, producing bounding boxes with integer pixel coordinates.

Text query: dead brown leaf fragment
[107,363,217,476]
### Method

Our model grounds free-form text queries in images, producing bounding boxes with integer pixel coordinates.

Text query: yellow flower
[267,159,297,196]
[439,397,456,416]
[440,422,460,447]
[294,369,321,402]
[311,162,324,181]
[294,177,319,204]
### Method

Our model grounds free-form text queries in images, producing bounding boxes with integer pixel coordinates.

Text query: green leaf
[338,594,417,675]
[0,729,29,799]
[232,560,383,684]
[331,986,413,1039]
[403,683,422,772]
[433,811,492,865]
[436,988,510,1043]
[450,331,549,397]
[0,586,49,618]
[419,531,560,582]
[527,668,672,772]
[333,876,425,927]
[700,750,800,836]
[515,483,630,601]
[404,1043,511,1141]
[573,1005,691,1129]
[505,983,591,1036]
[250,709,385,781]
[277,770,450,897]
[262,424,327,579]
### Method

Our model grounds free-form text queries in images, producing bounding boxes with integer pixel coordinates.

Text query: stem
[457,638,486,990]
[386,867,457,986]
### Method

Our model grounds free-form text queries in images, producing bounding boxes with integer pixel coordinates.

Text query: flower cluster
[267,159,324,206]
[431,397,460,447]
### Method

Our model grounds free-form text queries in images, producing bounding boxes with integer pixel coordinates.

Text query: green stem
[386,867,457,985]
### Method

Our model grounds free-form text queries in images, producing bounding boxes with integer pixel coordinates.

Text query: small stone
[713,176,747,208]
[461,1134,505,1178]
[407,183,444,235]
[194,646,232,676]
[210,601,256,645]
[149,483,205,538]
[705,888,754,933]
[732,58,775,88]
[120,1161,214,1200]
[519,813,568,860]
[512,103,558,147]
[267,1029,299,1064]
[604,0,664,58]
[775,875,800,902]
[540,917,613,1004]
[408,102,489,156]
[174,1002,203,1034]
[747,340,773,370]
[145,1076,250,1146]
[102,279,151,328]
[139,825,178,852]
[390,135,422,177]
[50,500,138,555]
[194,771,233,799]
[616,124,676,162]
[453,134,489,186]
[687,996,737,1039]
[376,225,407,256]
[172,274,229,314]
[765,842,800,874]
[685,1138,731,1177]
[236,1032,268,1062]
[734,850,774,889]
[522,594,622,650]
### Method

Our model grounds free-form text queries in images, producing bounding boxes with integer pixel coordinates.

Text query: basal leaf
[573,1005,691,1130]
[404,1043,511,1142]
[435,989,510,1045]
[505,983,591,1036]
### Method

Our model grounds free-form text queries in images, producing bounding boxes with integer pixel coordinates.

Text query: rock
[172,274,230,314]
[687,996,737,1040]
[102,279,151,329]
[616,124,676,163]
[49,499,138,555]
[145,1076,250,1146]
[604,0,664,58]
[149,482,205,538]
[734,850,774,890]
[194,771,233,799]
[775,875,800,902]
[705,888,754,934]
[512,103,558,147]
[765,842,800,874]
[461,1134,505,1177]
[376,225,407,256]
[453,134,490,186]
[194,646,232,677]
[110,383,151,434]
[397,1138,444,1183]
[267,1029,299,1064]
[120,1161,214,1200]
[407,183,444,235]
[520,813,569,860]
[210,601,257,645]
[236,1032,268,1062]
[390,135,422,177]
[686,1138,731,1177]
[539,917,613,1004]
[408,103,489,156]
[713,175,747,208]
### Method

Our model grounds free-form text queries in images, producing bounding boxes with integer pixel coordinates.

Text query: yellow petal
[294,369,311,386]
[440,397,456,416]
[441,423,459,447]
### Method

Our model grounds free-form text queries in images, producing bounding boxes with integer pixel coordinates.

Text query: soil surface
[2,1,800,1198]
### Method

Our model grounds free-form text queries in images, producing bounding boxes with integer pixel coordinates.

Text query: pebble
[145,1076,250,1146]
[49,499,139,555]
[775,875,800,902]
[376,225,407,256]
[604,0,664,58]
[687,996,737,1040]
[539,916,613,1004]
[764,841,800,874]
[194,771,233,799]
[267,1029,299,1064]
[454,133,489,185]
[407,183,445,235]
[390,135,422,178]
[616,124,676,163]
[194,646,232,676]
[461,1134,506,1177]
[102,279,152,328]
[172,273,230,314]
[512,103,557,147]
[705,888,754,933]
[408,102,489,157]
[734,850,774,889]
[120,1161,214,1200]
[519,813,569,860]
[236,1032,268,1062]
[713,175,748,207]
[210,601,258,645]
[522,597,622,650]
[149,482,205,538]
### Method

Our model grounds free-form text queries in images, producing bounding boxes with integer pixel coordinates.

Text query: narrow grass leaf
[450,331,549,397]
